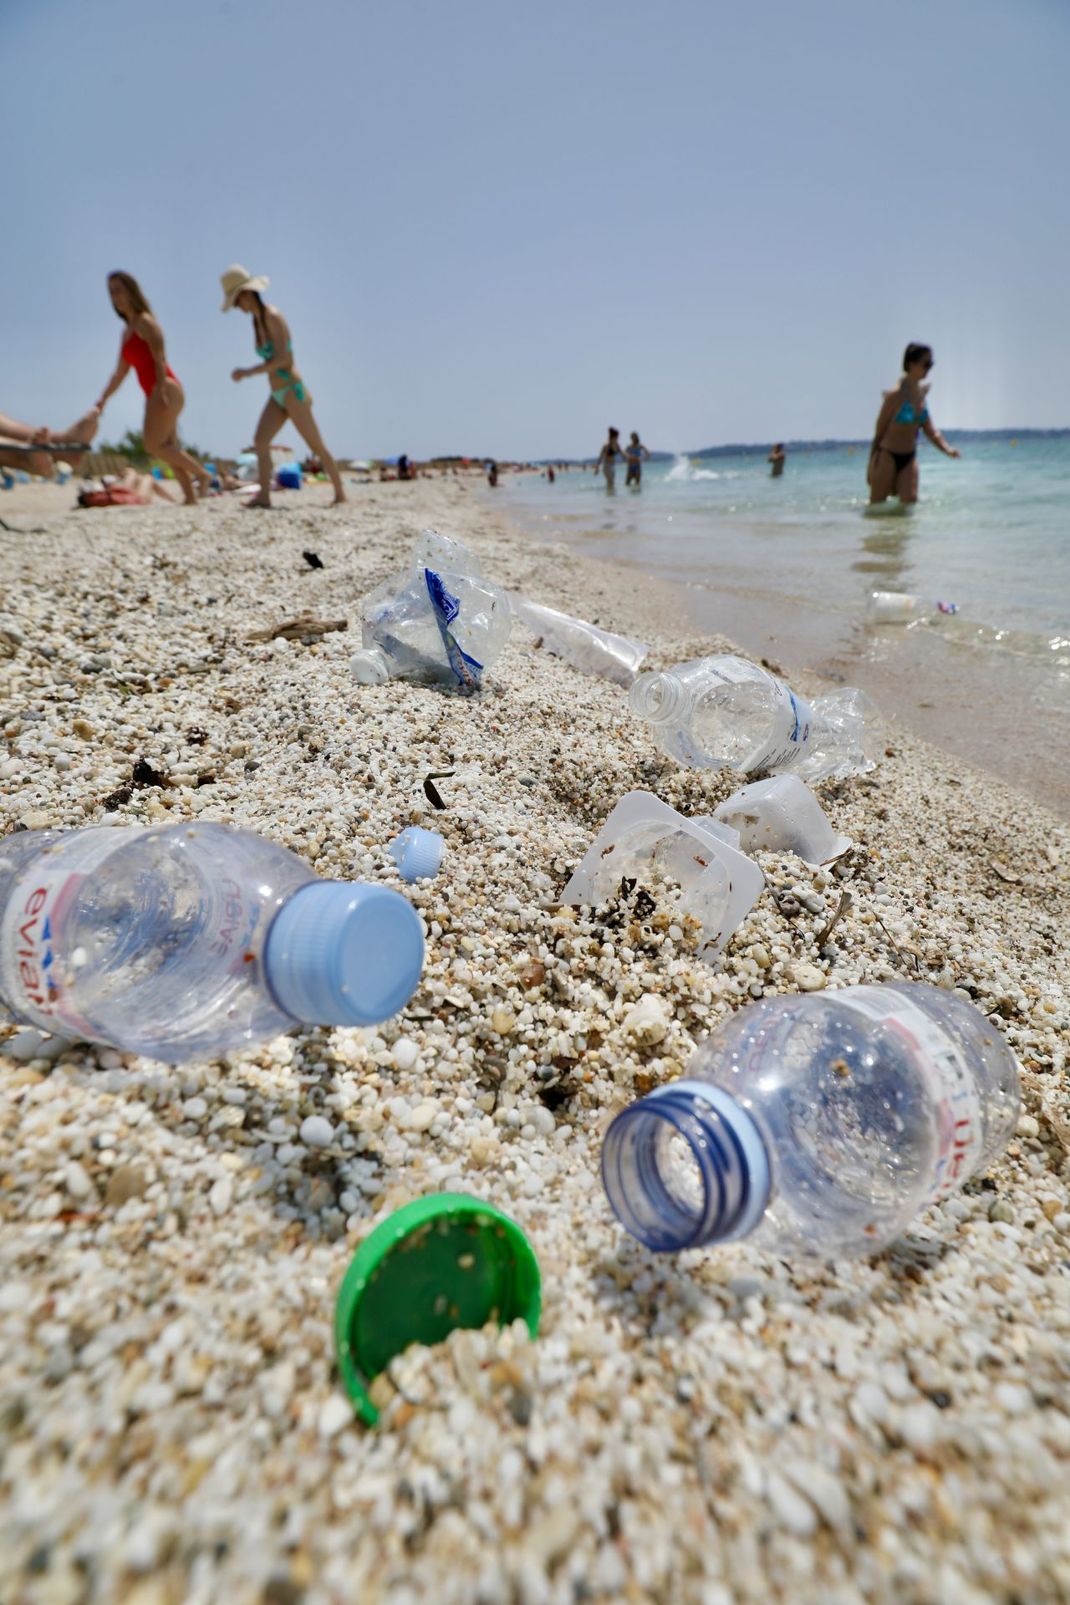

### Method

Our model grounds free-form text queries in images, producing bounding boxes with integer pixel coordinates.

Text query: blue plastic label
[424,568,484,690]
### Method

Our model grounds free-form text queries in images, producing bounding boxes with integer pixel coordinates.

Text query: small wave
[692,469,720,481]
[666,454,692,481]
[891,612,1070,668]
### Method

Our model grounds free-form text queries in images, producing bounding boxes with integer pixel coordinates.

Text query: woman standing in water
[624,431,650,488]
[868,343,960,506]
[221,265,346,508]
[94,272,212,506]
[594,426,624,492]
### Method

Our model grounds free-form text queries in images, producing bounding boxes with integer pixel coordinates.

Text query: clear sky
[3,0,1068,459]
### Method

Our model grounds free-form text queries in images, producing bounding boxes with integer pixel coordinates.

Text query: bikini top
[895,400,930,426]
[256,339,292,362]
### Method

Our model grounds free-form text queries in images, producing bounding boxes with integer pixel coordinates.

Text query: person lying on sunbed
[0,407,100,477]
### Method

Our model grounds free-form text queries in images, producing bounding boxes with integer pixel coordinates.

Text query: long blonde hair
[108,270,152,323]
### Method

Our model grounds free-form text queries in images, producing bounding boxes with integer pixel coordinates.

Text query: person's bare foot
[52,409,101,471]
[329,492,347,506]
[65,410,100,447]
[242,495,271,510]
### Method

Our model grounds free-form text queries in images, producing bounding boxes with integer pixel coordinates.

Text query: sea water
[503,437,1070,816]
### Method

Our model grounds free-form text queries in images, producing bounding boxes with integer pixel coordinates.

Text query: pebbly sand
[1,477,1069,1604]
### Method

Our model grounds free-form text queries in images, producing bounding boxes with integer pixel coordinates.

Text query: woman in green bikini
[221,265,346,508]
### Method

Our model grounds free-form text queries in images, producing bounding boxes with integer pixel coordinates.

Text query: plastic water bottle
[350,529,512,689]
[628,654,872,780]
[866,591,959,625]
[602,984,1020,1259]
[0,823,425,1063]
[510,596,649,686]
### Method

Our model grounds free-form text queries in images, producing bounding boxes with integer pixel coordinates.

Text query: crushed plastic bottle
[0,822,425,1063]
[602,983,1020,1259]
[510,596,648,686]
[629,654,873,781]
[350,530,512,690]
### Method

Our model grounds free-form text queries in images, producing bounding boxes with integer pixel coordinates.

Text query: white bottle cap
[350,647,390,685]
[388,827,445,882]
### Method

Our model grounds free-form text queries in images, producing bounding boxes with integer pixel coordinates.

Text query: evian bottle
[602,984,1020,1259]
[628,654,872,781]
[0,823,424,1063]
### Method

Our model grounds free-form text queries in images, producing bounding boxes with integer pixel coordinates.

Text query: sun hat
[220,264,270,312]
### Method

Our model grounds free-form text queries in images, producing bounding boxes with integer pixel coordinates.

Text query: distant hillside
[686,427,1070,459]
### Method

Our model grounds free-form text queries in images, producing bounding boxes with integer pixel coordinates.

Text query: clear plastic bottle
[350,529,512,689]
[628,653,872,780]
[602,984,1020,1259]
[510,595,649,686]
[0,823,425,1063]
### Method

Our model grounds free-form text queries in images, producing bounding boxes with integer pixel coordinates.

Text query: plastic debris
[867,590,959,624]
[334,1193,541,1426]
[389,826,445,881]
[559,790,764,959]
[630,654,874,781]
[713,775,851,867]
[510,595,648,686]
[349,529,511,690]
[0,822,424,1063]
[601,982,1021,1259]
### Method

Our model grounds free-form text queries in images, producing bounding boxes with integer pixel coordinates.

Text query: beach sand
[1,478,1069,1603]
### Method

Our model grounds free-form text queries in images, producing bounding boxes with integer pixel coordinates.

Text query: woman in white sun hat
[220,264,346,507]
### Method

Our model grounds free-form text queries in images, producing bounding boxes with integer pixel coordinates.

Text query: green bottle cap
[334,1192,542,1426]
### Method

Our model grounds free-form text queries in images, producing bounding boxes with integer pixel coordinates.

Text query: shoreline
[497,477,1070,821]
[2,478,1070,1602]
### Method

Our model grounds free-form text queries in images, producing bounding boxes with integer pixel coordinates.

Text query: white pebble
[899,1401,941,1452]
[317,1393,354,1438]
[407,1100,438,1133]
[64,1160,93,1200]
[994,1382,1032,1415]
[299,1115,335,1148]
[621,993,670,1045]
[766,1470,817,1536]
[792,962,827,992]
[391,1037,419,1071]
[208,1177,232,1215]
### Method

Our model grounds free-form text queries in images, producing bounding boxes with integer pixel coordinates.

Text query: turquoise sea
[502,437,1070,816]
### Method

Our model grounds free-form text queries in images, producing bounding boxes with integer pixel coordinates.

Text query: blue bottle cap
[388,826,445,882]
[264,882,425,1028]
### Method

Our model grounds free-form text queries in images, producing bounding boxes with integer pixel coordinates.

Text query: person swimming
[868,343,960,506]
[768,443,786,479]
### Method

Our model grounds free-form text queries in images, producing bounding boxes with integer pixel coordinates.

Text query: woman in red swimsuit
[94,272,211,506]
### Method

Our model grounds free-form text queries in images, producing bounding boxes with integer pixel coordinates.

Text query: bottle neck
[628,669,687,725]
[601,1080,770,1251]
[349,645,390,685]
